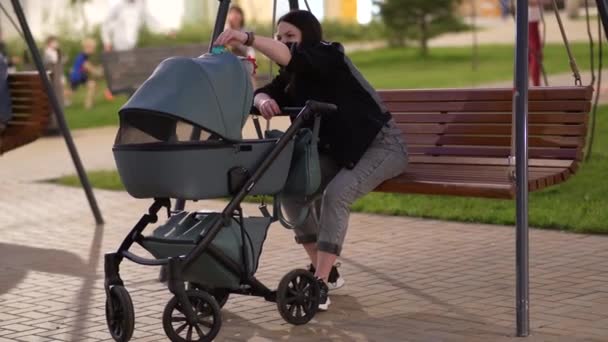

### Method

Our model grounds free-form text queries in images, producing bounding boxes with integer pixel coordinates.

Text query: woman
[215,10,408,311]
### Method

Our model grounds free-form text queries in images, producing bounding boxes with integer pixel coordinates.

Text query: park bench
[1,72,51,154]
[374,86,593,199]
[102,43,270,96]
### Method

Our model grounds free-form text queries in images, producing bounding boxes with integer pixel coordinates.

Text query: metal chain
[584,0,596,86]
[551,0,583,86]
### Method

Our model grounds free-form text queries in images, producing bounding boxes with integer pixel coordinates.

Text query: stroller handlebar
[251,101,338,117]
[305,100,338,114]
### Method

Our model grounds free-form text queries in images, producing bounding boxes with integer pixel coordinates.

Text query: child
[69,38,103,109]
[43,36,72,106]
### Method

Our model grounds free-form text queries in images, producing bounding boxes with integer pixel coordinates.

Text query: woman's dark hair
[278,10,323,46]
[229,5,246,29]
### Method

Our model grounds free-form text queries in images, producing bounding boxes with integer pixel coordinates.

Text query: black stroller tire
[163,290,222,342]
[188,283,230,308]
[276,269,319,325]
[105,285,135,342]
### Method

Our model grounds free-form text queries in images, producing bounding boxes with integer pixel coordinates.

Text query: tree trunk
[566,0,580,19]
[420,17,429,56]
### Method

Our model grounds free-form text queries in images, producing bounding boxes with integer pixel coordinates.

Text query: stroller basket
[141,211,271,290]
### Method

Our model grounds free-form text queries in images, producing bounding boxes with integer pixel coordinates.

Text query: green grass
[56,42,608,233]
[56,104,608,233]
[348,42,599,89]
[64,82,126,129]
[64,42,600,129]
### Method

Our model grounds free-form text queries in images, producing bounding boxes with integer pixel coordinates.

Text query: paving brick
[1,181,608,341]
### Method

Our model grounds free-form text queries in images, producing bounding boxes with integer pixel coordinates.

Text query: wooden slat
[378,86,593,102]
[387,100,590,113]
[408,156,574,168]
[403,134,584,148]
[397,123,587,136]
[407,146,580,159]
[1,72,51,154]
[392,113,587,124]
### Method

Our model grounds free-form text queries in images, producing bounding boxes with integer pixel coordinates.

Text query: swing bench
[374,85,593,199]
[1,72,51,154]
[372,0,598,199]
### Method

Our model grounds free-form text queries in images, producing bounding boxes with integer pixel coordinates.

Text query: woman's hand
[256,97,281,120]
[214,29,247,48]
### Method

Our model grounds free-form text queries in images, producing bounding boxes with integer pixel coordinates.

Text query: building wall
[1,0,184,40]
[459,0,502,17]
[325,0,358,22]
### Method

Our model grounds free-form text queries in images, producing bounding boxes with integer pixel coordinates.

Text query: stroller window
[116,110,221,145]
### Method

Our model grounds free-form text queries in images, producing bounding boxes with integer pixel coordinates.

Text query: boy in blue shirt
[69,38,102,109]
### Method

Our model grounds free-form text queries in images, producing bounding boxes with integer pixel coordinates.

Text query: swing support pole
[596,0,608,39]
[514,0,530,337]
[10,0,104,225]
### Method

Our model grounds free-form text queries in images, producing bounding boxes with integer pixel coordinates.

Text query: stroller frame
[104,101,336,342]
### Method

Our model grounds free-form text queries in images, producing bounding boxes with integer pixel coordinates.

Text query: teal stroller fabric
[112,52,295,200]
[120,52,253,141]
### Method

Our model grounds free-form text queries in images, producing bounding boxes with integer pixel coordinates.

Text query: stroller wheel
[277,269,320,325]
[163,290,222,342]
[188,283,230,308]
[105,285,135,342]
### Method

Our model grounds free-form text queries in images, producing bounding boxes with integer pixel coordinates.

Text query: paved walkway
[1,182,607,341]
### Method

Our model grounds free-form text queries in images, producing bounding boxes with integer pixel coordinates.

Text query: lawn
[57,42,608,233]
[57,103,608,233]
[65,42,599,129]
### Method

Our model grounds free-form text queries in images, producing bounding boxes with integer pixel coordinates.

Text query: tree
[376,0,463,56]
[70,0,92,34]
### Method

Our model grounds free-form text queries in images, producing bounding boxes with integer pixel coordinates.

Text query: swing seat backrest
[1,72,51,154]
[374,86,593,199]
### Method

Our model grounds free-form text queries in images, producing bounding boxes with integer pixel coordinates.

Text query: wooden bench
[102,44,270,96]
[1,72,51,154]
[375,86,593,199]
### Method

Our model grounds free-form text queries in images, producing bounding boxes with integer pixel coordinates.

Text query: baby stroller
[104,50,336,342]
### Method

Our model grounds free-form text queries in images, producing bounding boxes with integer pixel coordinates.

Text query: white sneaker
[309,263,345,292]
[327,276,345,291]
[317,278,331,311]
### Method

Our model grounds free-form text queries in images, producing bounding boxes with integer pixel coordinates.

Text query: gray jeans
[281,119,408,256]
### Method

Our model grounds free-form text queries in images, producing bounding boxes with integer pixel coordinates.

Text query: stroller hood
[119,53,253,141]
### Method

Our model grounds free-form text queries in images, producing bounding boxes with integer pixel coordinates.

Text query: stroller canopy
[119,53,253,141]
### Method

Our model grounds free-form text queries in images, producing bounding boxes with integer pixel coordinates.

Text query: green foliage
[376,0,465,55]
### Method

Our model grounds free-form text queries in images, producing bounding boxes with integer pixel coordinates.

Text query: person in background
[0,51,12,135]
[528,0,543,87]
[499,0,511,19]
[43,36,72,106]
[101,0,146,101]
[225,5,258,87]
[69,38,103,110]
[226,6,255,59]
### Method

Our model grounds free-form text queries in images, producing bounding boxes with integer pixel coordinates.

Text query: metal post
[289,0,299,10]
[209,0,232,52]
[514,0,530,337]
[10,0,104,225]
[595,0,608,39]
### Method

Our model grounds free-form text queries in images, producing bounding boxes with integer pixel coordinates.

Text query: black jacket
[254,41,391,169]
